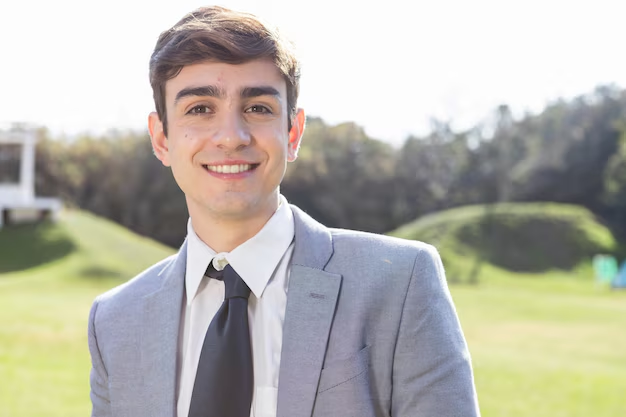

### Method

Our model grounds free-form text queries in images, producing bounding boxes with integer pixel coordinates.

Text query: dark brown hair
[149,6,301,136]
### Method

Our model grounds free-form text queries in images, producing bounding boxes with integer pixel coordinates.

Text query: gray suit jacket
[88,206,480,417]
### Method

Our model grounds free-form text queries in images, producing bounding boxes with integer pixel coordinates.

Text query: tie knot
[223,265,251,300]
[206,263,251,300]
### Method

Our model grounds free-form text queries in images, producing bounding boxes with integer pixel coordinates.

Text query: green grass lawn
[1,210,625,416]
[454,269,626,417]
[0,211,174,417]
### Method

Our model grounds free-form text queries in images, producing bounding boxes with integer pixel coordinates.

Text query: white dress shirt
[176,197,295,417]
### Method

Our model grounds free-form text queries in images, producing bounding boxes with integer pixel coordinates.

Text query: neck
[188,196,280,253]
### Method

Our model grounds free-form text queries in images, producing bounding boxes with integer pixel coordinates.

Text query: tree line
[33,85,626,248]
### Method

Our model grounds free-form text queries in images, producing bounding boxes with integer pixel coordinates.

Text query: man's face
[149,59,304,223]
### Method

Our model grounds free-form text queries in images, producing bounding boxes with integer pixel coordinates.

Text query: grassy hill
[0,211,175,417]
[0,209,175,278]
[390,202,619,283]
[1,207,625,417]
[389,203,626,416]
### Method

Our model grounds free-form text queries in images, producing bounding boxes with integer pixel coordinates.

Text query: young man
[88,6,480,417]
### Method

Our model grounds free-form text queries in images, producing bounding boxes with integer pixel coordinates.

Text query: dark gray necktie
[188,263,253,417]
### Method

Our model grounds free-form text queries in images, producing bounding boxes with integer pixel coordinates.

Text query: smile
[203,164,258,174]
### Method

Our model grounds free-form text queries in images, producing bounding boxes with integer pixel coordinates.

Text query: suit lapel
[277,207,341,417]
[140,241,187,416]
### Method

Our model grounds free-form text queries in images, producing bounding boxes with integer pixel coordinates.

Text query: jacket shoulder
[93,254,177,312]
[327,227,442,276]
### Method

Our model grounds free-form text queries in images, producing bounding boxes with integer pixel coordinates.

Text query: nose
[211,110,251,151]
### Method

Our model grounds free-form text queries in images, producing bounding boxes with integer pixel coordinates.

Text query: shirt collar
[185,195,295,304]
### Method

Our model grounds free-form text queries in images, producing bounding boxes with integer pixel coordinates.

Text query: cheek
[179,126,208,147]
[170,128,206,162]
[184,124,216,139]
[262,126,290,155]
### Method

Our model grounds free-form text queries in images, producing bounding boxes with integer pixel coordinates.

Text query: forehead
[165,59,287,103]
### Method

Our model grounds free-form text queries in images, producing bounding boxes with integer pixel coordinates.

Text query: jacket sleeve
[391,245,480,417]
[88,298,112,417]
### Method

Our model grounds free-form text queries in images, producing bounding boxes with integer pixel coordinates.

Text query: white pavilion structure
[0,129,62,228]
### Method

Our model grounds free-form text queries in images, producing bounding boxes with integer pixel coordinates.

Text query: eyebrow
[174,85,225,104]
[240,86,281,99]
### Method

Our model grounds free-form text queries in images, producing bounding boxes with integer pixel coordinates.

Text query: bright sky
[1,0,625,145]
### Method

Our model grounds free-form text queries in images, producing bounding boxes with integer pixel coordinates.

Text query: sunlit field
[0,211,174,417]
[1,211,625,417]
[454,269,626,417]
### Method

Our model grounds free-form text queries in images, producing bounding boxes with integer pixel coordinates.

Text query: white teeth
[206,164,252,174]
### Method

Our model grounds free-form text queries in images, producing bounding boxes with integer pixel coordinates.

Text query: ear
[287,108,306,162]
[148,112,171,167]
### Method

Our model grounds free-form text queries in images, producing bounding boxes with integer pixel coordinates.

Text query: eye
[187,105,212,115]
[245,105,272,114]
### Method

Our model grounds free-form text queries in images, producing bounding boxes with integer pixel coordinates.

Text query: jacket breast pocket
[314,346,375,417]
[317,345,371,393]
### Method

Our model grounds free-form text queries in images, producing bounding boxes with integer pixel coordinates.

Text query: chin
[205,197,259,218]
